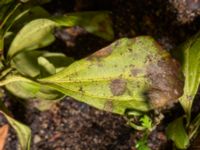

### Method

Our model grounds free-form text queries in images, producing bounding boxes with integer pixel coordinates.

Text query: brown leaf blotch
[87,45,113,61]
[147,57,184,108]
[131,68,142,76]
[110,79,127,96]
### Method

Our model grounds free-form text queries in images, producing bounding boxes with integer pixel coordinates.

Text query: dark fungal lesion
[131,68,143,77]
[109,79,127,96]
[146,56,184,109]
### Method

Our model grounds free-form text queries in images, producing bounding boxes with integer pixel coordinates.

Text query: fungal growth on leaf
[40,36,184,115]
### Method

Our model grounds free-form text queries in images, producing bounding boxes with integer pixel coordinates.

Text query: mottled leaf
[39,36,183,115]
[173,32,200,123]
[0,111,31,150]
[51,11,114,40]
[7,19,57,58]
[166,117,189,149]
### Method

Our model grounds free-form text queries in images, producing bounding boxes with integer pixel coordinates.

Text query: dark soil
[1,0,200,150]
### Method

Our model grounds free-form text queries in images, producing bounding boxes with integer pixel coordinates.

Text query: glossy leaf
[39,36,184,115]
[166,117,189,149]
[173,33,200,123]
[0,111,31,150]
[7,19,57,58]
[51,11,114,40]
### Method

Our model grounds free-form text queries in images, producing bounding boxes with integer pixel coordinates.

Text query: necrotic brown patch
[131,68,142,76]
[147,57,184,109]
[110,79,127,96]
[87,45,113,61]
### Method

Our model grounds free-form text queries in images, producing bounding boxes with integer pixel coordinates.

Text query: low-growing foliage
[0,0,200,150]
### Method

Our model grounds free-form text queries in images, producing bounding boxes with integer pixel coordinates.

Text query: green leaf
[173,33,200,123]
[51,11,114,40]
[11,50,74,77]
[188,113,200,139]
[11,51,43,77]
[39,36,184,115]
[140,115,152,130]
[38,56,56,76]
[7,19,57,58]
[7,6,50,32]
[3,75,64,100]
[166,117,189,149]
[136,139,151,150]
[0,111,31,150]
[0,0,13,5]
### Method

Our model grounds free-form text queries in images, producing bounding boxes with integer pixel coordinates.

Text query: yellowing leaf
[39,36,184,115]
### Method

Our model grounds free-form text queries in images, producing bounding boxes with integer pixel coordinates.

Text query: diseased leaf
[51,11,114,40]
[39,36,184,115]
[0,124,9,150]
[0,111,31,150]
[7,19,57,58]
[166,117,190,149]
[173,32,200,123]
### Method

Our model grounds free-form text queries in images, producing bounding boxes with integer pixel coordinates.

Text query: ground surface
[1,0,200,150]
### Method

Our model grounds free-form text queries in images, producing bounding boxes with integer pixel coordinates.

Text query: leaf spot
[87,45,113,61]
[131,68,142,76]
[110,79,127,96]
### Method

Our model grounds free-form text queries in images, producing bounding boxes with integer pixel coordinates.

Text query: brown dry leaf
[0,124,9,150]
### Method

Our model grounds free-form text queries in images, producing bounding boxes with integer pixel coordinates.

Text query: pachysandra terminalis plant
[0,0,200,150]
